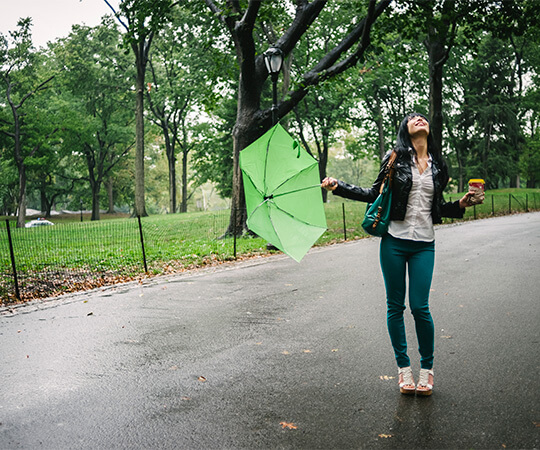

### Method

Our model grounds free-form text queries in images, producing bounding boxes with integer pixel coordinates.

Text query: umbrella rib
[268,161,318,197]
[241,169,265,198]
[272,183,322,199]
[248,198,284,250]
[264,125,280,194]
[269,200,327,230]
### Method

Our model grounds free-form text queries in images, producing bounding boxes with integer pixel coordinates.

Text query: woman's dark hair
[395,112,440,161]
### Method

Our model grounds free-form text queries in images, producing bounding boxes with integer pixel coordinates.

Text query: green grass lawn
[1,188,539,302]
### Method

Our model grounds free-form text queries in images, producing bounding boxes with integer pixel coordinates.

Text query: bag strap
[379,150,397,194]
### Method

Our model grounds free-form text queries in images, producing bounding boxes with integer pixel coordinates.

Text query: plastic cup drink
[468,179,485,204]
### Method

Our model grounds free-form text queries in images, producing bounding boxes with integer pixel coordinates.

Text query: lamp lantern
[263,47,283,79]
[263,47,283,126]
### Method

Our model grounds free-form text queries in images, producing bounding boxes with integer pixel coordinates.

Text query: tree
[293,78,353,202]
[146,7,223,213]
[190,95,236,201]
[104,0,178,217]
[204,0,391,235]
[0,19,58,227]
[289,5,379,203]
[448,33,524,189]
[53,19,135,220]
[350,30,429,161]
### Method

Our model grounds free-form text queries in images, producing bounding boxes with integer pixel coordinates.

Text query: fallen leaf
[441,335,453,339]
[379,375,395,381]
[332,349,339,352]
[281,351,290,355]
[534,421,540,428]
[197,376,207,382]
[378,434,393,439]
[181,396,191,401]
[169,365,179,370]
[303,349,312,353]
[280,421,298,430]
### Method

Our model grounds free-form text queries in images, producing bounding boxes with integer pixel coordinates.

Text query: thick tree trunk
[12,104,26,228]
[89,174,101,221]
[424,0,455,157]
[483,121,492,188]
[227,120,253,236]
[225,67,264,236]
[180,149,188,213]
[134,68,147,217]
[16,165,26,228]
[163,130,177,214]
[40,186,53,218]
[107,177,115,214]
[426,39,446,156]
[91,184,101,221]
[169,153,177,214]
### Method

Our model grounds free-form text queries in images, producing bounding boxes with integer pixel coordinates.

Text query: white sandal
[416,368,434,396]
[398,366,415,395]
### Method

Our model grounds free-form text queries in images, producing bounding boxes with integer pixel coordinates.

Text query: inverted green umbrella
[239,123,327,262]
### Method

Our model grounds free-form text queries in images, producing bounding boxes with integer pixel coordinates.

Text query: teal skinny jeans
[380,234,435,370]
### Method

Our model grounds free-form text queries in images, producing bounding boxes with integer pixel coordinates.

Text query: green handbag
[362,151,397,237]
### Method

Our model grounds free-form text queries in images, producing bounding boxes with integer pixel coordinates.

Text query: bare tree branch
[15,76,55,109]
[205,0,237,36]
[240,0,261,29]
[273,0,391,122]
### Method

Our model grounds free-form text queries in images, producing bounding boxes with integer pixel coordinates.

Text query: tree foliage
[1,0,539,226]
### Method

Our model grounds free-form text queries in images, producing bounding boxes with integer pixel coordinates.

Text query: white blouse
[388,155,435,242]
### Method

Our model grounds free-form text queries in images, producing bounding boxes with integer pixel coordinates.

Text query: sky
[1,0,121,48]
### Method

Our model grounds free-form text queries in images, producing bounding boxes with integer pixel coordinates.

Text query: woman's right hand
[321,177,338,191]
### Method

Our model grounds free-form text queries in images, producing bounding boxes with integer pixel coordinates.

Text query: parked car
[25,218,55,228]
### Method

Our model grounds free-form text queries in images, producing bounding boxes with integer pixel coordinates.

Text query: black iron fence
[1,210,236,304]
[2,192,538,304]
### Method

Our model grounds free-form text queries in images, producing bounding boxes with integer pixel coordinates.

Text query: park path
[1,212,539,449]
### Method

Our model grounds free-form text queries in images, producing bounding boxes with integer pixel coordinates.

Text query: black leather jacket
[333,150,464,224]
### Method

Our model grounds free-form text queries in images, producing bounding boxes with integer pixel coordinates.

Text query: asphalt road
[1,212,539,450]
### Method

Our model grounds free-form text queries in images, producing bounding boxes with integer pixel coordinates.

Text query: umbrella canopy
[240,123,327,262]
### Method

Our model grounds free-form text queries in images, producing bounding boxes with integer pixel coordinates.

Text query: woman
[322,113,479,396]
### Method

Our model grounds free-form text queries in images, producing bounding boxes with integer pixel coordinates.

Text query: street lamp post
[263,47,283,126]
[263,47,284,252]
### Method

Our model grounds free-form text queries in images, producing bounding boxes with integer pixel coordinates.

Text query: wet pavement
[1,212,539,449]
